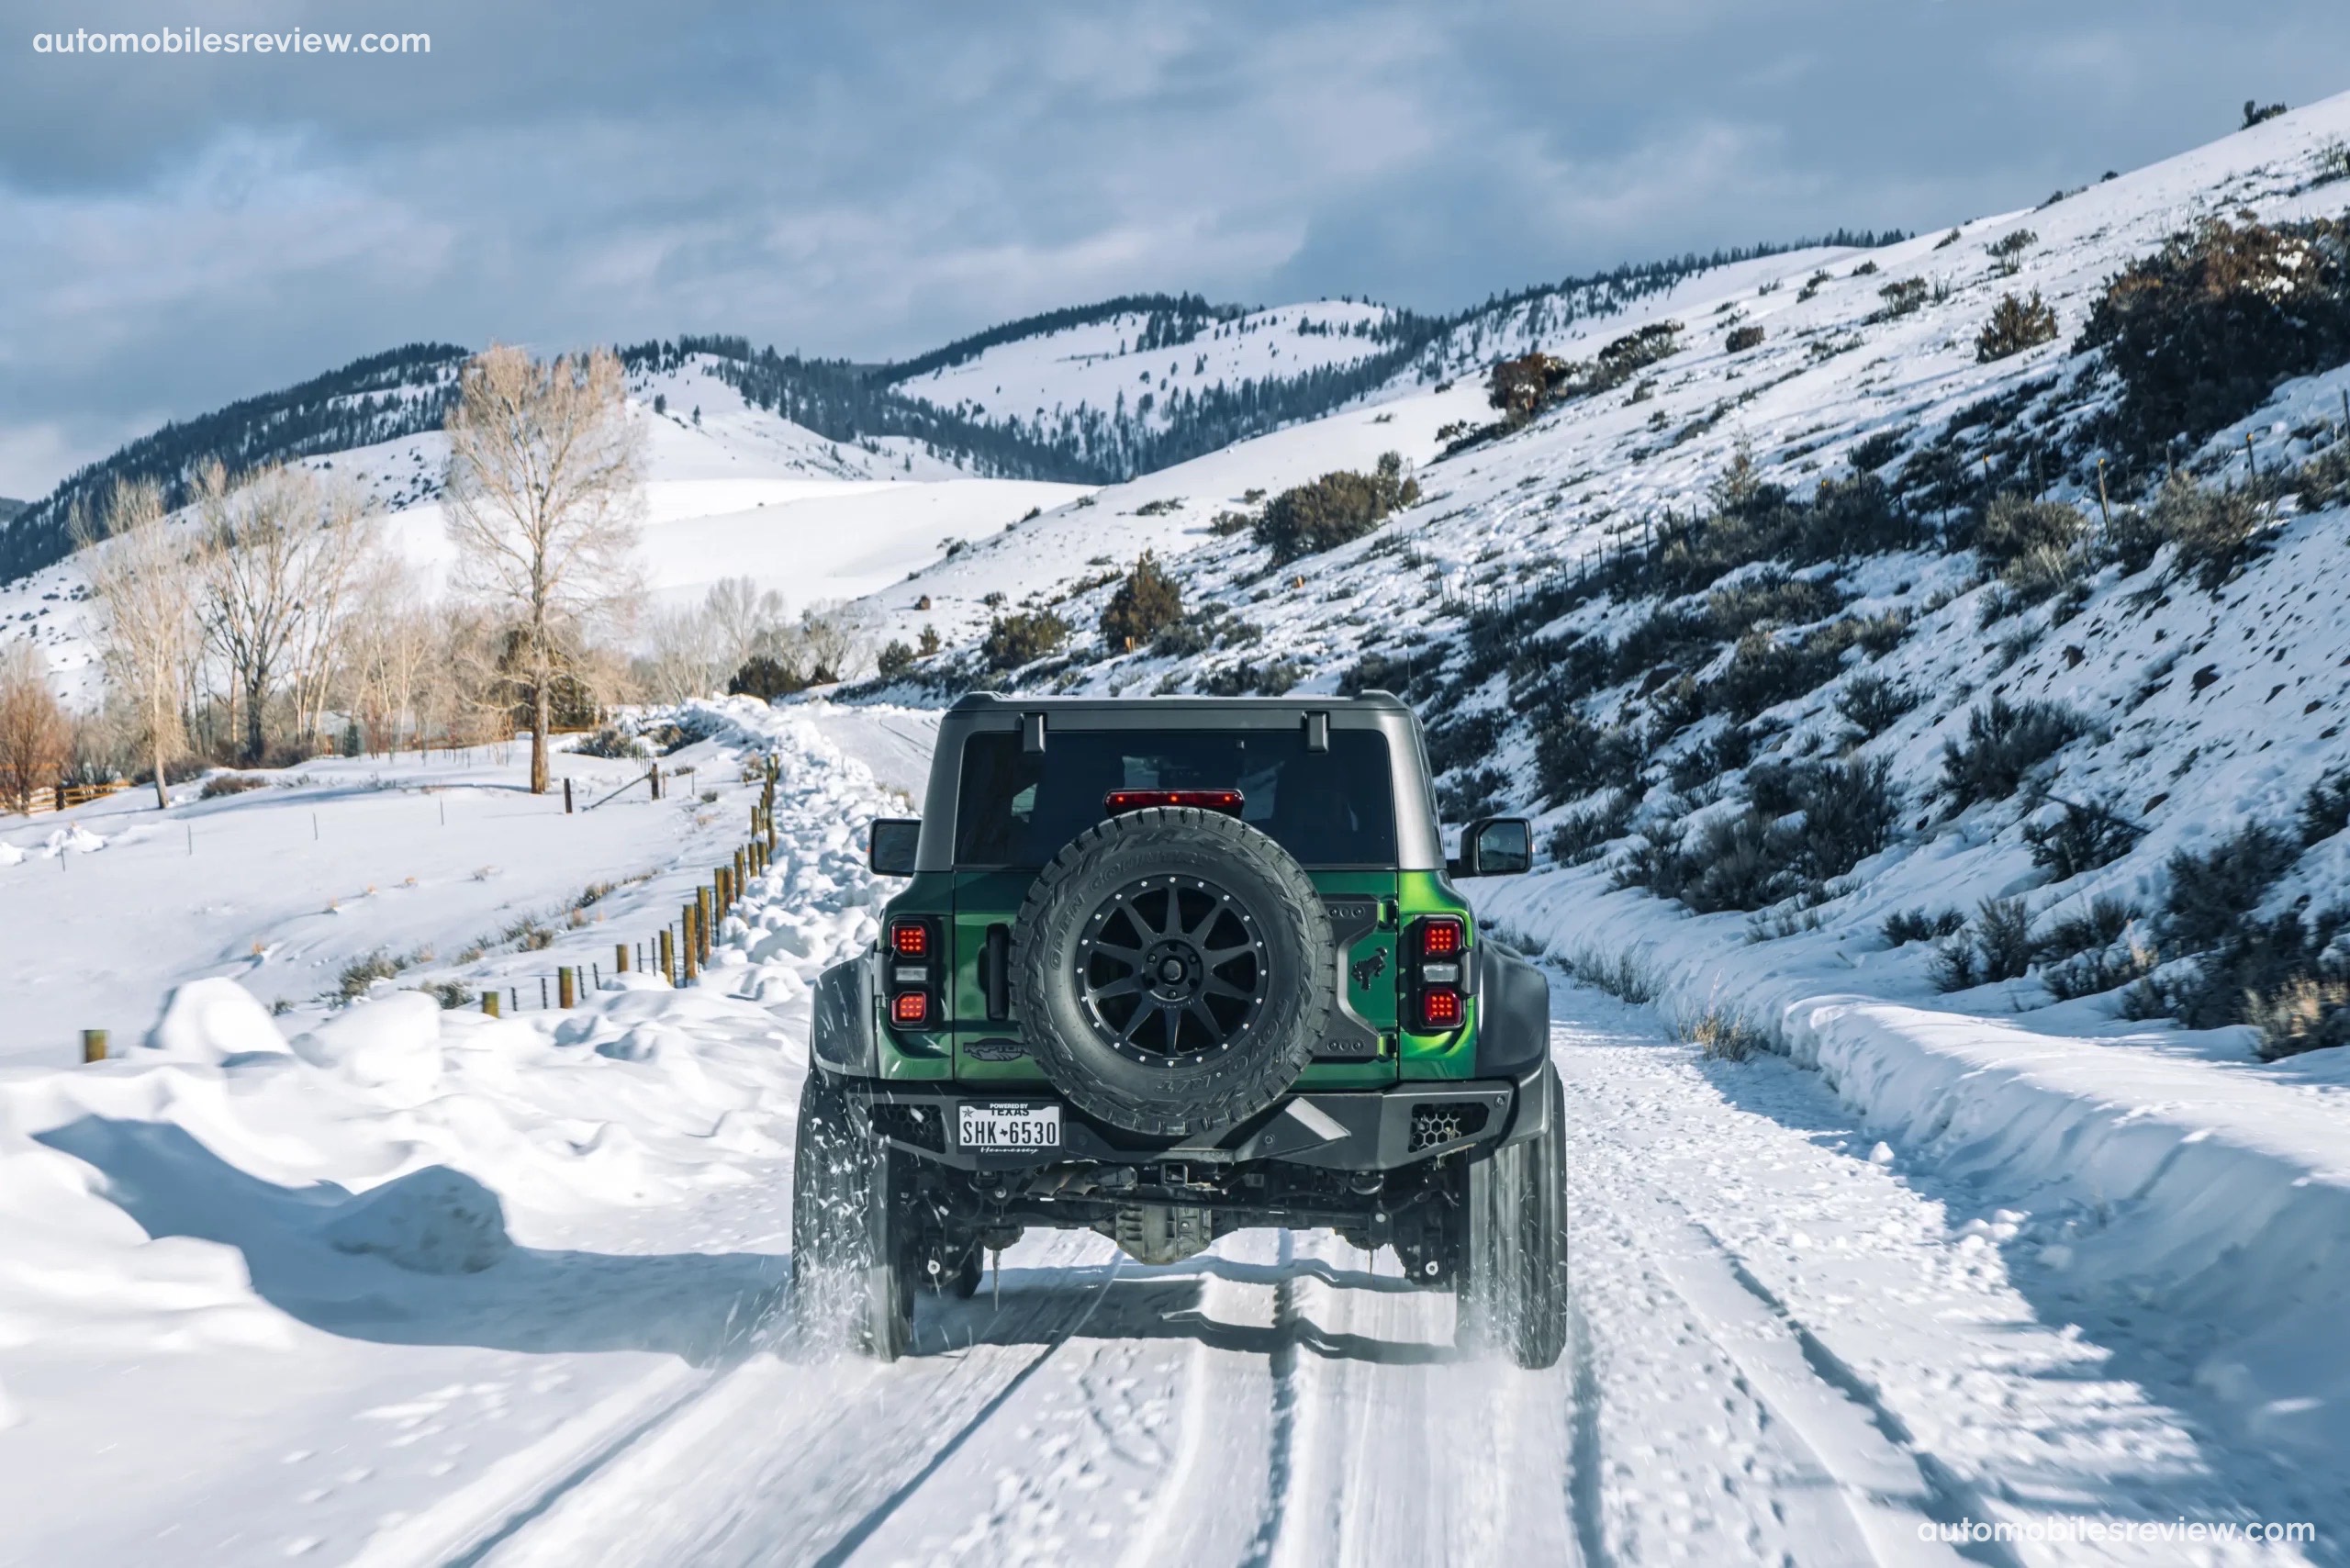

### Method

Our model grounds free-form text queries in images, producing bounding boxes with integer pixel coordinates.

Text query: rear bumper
[829,1058,1549,1175]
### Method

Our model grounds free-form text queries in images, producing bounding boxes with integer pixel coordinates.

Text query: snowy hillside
[890,297,1406,433]
[874,93,2350,1011]
[850,377,1494,652]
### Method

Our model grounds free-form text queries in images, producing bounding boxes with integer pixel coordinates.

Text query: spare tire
[1013,806,1333,1138]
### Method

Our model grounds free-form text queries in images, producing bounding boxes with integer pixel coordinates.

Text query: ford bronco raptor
[791,692,1565,1366]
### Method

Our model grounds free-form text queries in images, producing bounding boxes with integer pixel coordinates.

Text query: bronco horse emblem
[1349,948,1387,991]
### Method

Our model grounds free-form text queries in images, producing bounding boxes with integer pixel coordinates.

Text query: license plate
[958,1102,1061,1150]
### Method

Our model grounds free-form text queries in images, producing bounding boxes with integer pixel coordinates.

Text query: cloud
[3,0,2348,497]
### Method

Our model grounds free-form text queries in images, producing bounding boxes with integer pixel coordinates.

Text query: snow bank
[0,710,896,1397]
[1483,868,2350,1462]
[321,1165,513,1274]
[145,976,292,1064]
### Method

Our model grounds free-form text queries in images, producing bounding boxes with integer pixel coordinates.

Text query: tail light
[884,916,939,1032]
[1104,789,1246,815]
[1409,916,1470,1034]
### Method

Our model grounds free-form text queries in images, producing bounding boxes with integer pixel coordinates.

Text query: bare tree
[442,343,645,793]
[191,463,378,764]
[77,479,197,807]
[340,560,435,754]
[703,576,786,678]
[193,462,299,763]
[0,644,71,813]
[640,600,725,703]
[420,601,509,756]
[281,484,381,750]
[797,599,874,684]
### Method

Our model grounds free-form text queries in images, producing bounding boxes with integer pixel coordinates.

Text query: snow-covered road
[382,980,2312,1568]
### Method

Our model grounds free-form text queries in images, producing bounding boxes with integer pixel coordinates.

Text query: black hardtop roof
[946,690,1410,715]
[914,690,1443,870]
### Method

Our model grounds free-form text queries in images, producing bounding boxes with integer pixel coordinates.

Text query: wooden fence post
[482,991,500,1018]
[660,927,676,986]
[733,847,746,894]
[558,968,576,1009]
[697,888,713,960]
[615,941,630,975]
[82,1028,106,1063]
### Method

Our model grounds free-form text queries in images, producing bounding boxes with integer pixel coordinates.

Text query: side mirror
[867,818,920,877]
[1456,816,1533,877]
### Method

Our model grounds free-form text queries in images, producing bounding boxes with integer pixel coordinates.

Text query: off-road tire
[790,1070,912,1361]
[1456,1065,1568,1369]
[1013,806,1334,1139]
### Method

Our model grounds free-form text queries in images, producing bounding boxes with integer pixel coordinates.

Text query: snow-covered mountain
[0,352,1086,705]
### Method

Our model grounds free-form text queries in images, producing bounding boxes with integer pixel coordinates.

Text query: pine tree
[1100,552,1182,649]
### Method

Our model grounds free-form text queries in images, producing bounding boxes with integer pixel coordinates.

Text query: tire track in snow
[1238,1233,1299,1568]
[1260,1232,1576,1568]
[343,1362,720,1568]
[1566,1300,1608,1568]
[1550,971,2310,1566]
[806,1255,1125,1567]
[468,1233,1127,1568]
[1574,1138,1981,1568]
[1554,999,1960,1568]
[791,1232,1300,1566]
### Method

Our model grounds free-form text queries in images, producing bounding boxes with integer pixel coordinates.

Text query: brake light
[1103,789,1246,814]
[1408,917,1470,1033]
[1417,917,1464,958]
[884,917,939,1031]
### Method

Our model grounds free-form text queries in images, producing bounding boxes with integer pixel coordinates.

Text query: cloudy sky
[3,0,2346,499]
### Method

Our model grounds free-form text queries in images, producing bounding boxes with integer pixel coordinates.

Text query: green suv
[791,692,1566,1365]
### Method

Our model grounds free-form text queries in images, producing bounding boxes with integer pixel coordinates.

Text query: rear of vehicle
[794,694,1563,1364]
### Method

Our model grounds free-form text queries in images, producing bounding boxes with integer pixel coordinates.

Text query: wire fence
[77,754,786,1057]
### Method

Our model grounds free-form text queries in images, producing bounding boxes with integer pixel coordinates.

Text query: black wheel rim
[1077,875,1268,1064]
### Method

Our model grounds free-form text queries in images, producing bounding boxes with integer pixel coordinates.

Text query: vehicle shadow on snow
[38,1115,786,1367]
[915,1260,1457,1366]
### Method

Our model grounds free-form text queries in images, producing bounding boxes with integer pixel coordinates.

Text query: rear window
[954,729,1396,868]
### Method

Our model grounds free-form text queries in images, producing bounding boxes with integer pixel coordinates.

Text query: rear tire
[790,1070,912,1361]
[1456,1065,1568,1369]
